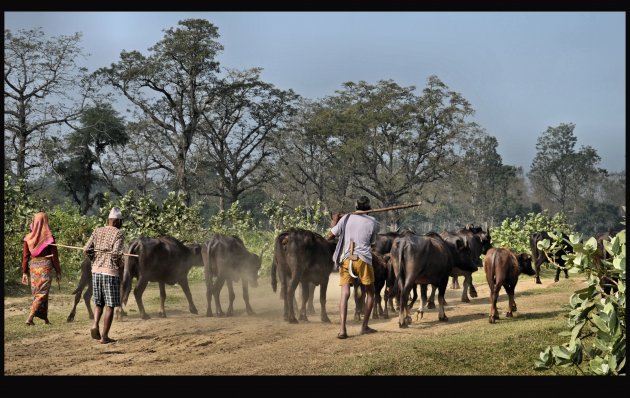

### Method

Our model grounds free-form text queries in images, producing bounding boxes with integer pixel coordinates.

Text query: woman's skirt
[29,257,53,319]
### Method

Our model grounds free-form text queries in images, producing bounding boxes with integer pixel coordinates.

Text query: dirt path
[3,274,579,375]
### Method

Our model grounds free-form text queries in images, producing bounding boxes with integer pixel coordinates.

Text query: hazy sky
[4,11,626,173]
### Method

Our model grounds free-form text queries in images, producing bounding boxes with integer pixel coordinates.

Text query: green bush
[4,175,49,290]
[490,210,574,254]
[534,220,626,375]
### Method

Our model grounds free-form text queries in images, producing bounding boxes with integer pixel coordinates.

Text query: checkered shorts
[92,273,121,307]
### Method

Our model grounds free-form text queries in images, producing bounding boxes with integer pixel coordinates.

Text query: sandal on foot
[100,337,116,344]
[25,320,35,326]
[90,328,101,340]
[337,332,348,339]
[360,327,377,335]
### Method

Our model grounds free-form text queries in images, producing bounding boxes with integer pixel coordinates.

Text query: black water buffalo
[530,231,572,284]
[120,236,203,320]
[389,232,466,327]
[428,225,492,307]
[271,228,336,324]
[202,234,262,317]
[373,230,418,317]
[66,257,94,322]
[483,248,535,323]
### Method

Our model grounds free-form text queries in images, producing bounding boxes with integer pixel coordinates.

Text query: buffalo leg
[408,284,418,309]
[242,280,255,315]
[212,277,226,317]
[67,288,84,322]
[535,263,542,284]
[427,285,436,309]
[437,283,448,322]
[354,282,364,321]
[372,288,382,319]
[279,273,290,322]
[179,277,198,315]
[306,283,316,315]
[299,282,310,321]
[460,272,471,303]
[158,282,167,318]
[415,284,429,321]
[84,287,94,319]
[398,282,412,328]
[286,275,300,324]
[468,276,478,298]
[489,281,503,323]
[133,275,151,320]
[319,279,331,323]
[505,283,517,317]
[226,280,235,316]
[451,276,461,289]
[204,267,214,317]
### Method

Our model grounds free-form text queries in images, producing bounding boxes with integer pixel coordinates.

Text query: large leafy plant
[534,220,626,375]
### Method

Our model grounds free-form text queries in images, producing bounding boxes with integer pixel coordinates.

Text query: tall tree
[4,28,92,181]
[271,99,338,211]
[95,19,223,204]
[47,104,127,214]
[98,119,168,196]
[195,68,299,209]
[528,123,603,216]
[312,76,476,226]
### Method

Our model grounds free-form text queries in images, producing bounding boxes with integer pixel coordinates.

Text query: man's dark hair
[356,196,371,211]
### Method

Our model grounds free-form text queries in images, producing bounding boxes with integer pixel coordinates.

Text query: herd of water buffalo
[65,216,615,328]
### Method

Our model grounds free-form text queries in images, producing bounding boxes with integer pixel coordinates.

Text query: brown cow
[202,234,262,317]
[483,248,535,323]
[271,228,336,324]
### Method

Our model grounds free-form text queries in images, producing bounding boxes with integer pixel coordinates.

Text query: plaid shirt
[83,226,125,276]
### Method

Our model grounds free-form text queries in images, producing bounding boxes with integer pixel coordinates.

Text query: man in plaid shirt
[84,207,125,344]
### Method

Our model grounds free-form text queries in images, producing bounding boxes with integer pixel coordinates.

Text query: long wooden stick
[50,243,139,257]
[351,202,422,215]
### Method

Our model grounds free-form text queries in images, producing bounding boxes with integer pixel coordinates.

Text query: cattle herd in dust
[65,218,614,328]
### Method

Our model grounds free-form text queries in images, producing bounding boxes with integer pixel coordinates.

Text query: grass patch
[4,310,88,344]
[322,316,577,376]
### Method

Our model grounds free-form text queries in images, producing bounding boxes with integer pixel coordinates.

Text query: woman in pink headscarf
[22,211,61,325]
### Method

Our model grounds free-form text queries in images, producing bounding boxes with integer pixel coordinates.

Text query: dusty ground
[3,273,578,375]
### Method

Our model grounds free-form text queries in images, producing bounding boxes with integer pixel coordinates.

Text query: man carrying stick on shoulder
[326,196,379,339]
[83,207,125,344]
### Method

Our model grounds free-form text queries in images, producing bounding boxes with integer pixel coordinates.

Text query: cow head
[453,236,477,272]
[188,243,204,267]
[517,253,536,276]
[243,249,263,288]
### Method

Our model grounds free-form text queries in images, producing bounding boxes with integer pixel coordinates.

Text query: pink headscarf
[23,212,54,256]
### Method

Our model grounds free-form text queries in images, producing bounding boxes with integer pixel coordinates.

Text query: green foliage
[208,200,257,237]
[534,223,626,375]
[46,204,100,279]
[490,210,573,254]
[208,201,278,276]
[99,190,205,244]
[262,197,329,235]
[4,175,49,287]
